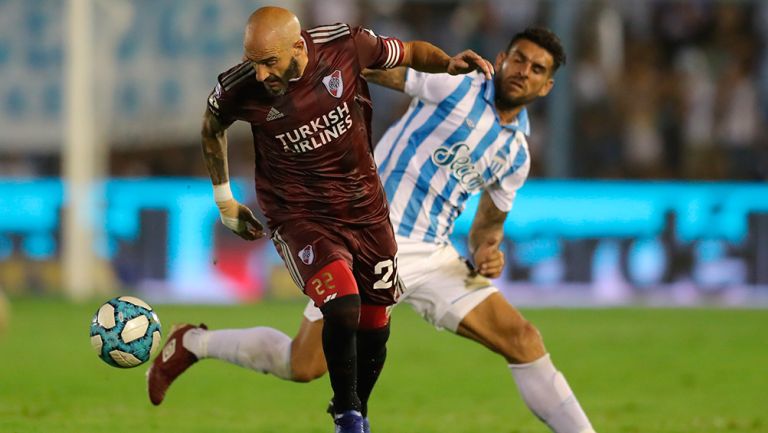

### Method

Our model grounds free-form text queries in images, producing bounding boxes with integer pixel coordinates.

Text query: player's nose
[253,64,270,82]
[518,63,531,77]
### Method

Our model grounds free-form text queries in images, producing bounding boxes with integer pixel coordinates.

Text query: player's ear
[538,78,554,97]
[293,38,305,55]
[494,51,506,72]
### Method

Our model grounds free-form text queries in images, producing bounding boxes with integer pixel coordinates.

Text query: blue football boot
[334,410,364,433]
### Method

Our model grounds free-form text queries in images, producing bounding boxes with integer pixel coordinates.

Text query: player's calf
[289,332,327,382]
[287,316,327,382]
[356,304,391,418]
[510,353,596,433]
[320,294,363,415]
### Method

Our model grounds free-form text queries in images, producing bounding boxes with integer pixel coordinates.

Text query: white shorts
[303,235,498,332]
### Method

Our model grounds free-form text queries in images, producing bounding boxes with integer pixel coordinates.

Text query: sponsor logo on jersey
[322,70,344,98]
[266,107,285,121]
[298,244,314,265]
[432,142,484,191]
[274,102,353,154]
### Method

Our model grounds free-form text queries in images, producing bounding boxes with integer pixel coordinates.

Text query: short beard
[494,76,532,111]
[264,58,300,96]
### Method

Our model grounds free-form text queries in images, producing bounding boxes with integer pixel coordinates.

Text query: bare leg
[456,292,545,363]
[289,317,327,382]
[456,292,595,433]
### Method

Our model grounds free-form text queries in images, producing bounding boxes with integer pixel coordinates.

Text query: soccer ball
[89,296,162,368]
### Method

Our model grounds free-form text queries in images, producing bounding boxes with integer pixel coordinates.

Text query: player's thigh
[271,221,354,298]
[290,311,327,382]
[456,292,546,363]
[400,245,498,331]
[352,220,401,306]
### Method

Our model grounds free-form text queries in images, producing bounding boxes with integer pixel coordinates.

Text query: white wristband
[213,182,234,203]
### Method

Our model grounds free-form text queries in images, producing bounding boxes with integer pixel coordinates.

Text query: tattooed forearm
[201,108,231,185]
[362,67,406,92]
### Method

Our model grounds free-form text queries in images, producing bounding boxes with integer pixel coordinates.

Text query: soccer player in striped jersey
[146,6,493,433]
[363,29,597,433]
[151,24,598,433]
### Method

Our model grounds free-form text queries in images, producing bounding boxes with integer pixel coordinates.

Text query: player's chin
[499,92,529,108]
[263,82,287,96]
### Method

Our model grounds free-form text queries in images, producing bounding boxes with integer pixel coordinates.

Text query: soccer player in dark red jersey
[147,6,492,432]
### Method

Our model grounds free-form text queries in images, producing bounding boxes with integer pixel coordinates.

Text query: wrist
[213,181,233,203]
[468,242,478,257]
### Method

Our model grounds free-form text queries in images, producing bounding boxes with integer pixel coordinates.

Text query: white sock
[182,327,293,380]
[509,354,596,433]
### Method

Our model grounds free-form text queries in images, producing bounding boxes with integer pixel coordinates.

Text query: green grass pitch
[0,298,766,433]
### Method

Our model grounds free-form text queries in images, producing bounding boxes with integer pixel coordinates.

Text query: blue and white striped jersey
[374,70,531,245]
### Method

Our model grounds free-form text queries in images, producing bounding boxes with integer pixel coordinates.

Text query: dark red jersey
[207,24,404,229]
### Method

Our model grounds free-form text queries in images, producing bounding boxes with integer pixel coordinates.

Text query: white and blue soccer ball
[89,296,162,368]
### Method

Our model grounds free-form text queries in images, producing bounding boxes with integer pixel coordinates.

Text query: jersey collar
[481,74,531,136]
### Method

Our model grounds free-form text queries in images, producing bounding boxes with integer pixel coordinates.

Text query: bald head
[244,7,302,56]
[242,7,307,96]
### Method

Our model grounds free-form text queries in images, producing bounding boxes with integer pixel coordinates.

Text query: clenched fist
[472,238,505,279]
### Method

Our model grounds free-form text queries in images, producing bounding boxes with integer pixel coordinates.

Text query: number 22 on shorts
[373,256,398,290]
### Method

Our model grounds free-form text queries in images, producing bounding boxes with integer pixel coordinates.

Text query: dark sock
[320,295,361,414]
[356,322,390,418]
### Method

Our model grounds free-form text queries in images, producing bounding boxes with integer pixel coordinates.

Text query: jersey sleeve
[486,138,531,213]
[206,62,250,124]
[352,26,404,70]
[404,69,473,104]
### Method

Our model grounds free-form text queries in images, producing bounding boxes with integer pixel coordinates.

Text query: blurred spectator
[0,0,767,181]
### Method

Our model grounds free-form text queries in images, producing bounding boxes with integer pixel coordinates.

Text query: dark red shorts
[270,218,402,306]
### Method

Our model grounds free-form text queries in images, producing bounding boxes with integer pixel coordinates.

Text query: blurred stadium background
[1,0,766,306]
[1,2,768,433]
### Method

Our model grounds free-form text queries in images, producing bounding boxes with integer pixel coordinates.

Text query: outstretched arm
[362,67,406,92]
[469,190,508,278]
[401,41,494,79]
[201,107,264,240]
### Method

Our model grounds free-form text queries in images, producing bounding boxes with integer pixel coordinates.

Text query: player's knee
[503,320,545,363]
[320,295,361,330]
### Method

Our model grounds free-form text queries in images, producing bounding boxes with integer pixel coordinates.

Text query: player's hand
[473,240,505,278]
[215,198,265,241]
[447,50,494,80]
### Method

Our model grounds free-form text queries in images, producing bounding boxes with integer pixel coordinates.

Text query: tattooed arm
[201,106,233,185]
[468,190,508,278]
[201,107,263,240]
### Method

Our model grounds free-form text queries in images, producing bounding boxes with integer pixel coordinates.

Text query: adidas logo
[266,107,285,121]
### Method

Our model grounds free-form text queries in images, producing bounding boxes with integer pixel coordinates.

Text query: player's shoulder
[412,69,485,86]
[406,70,484,102]
[216,61,253,87]
[212,60,266,100]
[305,23,354,46]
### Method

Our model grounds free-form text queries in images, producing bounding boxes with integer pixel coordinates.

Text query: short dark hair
[507,27,566,74]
